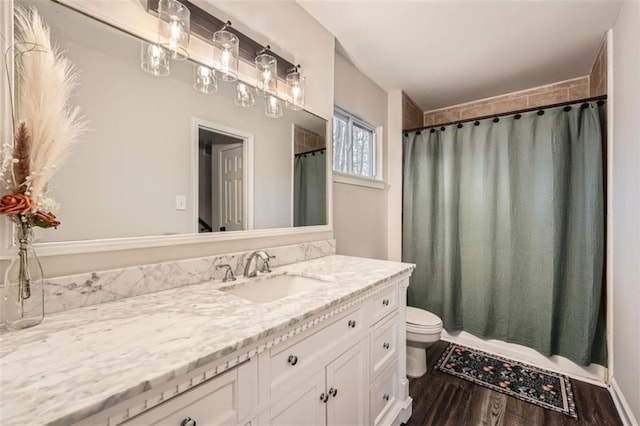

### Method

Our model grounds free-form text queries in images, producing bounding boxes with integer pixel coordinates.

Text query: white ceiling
[297,0,623,111]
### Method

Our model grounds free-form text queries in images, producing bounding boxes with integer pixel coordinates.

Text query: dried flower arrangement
[1,6,85,328]
[1,6,85,229]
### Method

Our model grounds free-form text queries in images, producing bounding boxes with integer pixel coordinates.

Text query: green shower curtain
[294,151,327,226]
[403,103,606,366]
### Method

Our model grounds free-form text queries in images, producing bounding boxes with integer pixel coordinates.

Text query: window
[332,108,380,181]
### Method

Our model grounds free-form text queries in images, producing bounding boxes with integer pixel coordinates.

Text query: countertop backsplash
[3,239,335,317]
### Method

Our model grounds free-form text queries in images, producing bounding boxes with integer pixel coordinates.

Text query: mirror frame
[0,0,332,258]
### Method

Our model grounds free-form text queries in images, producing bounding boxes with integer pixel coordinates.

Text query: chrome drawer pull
[382,299,390,306]
[347,320,357,328]
[181,417,197,426]
[329,387,338,397]
[383,342,390,349]
[320,392,329,403]
[287,355,298,366]
[383,394,390,401]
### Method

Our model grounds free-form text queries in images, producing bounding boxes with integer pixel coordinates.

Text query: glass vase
[3,223,44,330]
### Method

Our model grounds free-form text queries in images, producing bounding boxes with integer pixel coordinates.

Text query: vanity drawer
[370,363,398,426]
[270,305,364,392]
[372,284,398,324]
[371,314,399,378]
[123,367,239,426]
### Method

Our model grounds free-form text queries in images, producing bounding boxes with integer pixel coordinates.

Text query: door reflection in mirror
[197,124,248,233]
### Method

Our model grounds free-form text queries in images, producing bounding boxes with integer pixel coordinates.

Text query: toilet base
[406,345,427,378]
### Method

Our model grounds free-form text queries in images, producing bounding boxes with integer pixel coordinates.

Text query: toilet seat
[406,306,443,333]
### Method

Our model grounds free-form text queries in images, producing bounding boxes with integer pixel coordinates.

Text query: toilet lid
[407,307,443,327]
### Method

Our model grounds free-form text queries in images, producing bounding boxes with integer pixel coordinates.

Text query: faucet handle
[260,253,276,273]
[217,264,236,282]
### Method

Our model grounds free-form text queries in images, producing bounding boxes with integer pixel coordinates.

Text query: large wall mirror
[15,0,328,245]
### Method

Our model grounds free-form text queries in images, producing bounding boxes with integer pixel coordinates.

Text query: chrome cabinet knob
[382,299,390,306]
[383,342,390,349]
[383,394,390,401]
[287,354,298,366]
[329,387,338,397]
[347,320,356,328]
[181,417,197,426]
[320,392,329,403]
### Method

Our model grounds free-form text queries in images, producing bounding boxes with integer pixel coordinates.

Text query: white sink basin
[223,274,327,303]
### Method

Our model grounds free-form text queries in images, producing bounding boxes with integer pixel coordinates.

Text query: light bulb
[168,20,182,52]
[199,66,210,84]
[149,44,162,69]
[265,95,283,118]
[262,69,272,85]
[235,82,255,107]
[221,48,231,72]
[194,65,217,94]
[141,42,169,76]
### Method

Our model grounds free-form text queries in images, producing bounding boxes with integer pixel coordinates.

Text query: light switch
[175,195,186,211]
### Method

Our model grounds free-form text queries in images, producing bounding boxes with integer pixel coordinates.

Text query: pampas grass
[12,121,30,194]
[11,6,86,207]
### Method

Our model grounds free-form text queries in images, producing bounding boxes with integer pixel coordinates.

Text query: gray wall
[332,53,389,260]
[612,1,640,422]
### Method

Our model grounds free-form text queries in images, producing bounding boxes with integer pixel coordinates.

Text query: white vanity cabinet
[270,339,369,426]
[263,276,410,426]
[78,274,412,426]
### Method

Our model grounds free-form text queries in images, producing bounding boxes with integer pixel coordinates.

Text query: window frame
[332,107,384,189]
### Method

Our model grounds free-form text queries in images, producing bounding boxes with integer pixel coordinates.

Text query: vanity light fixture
[157,0,190,60]
[255,46,277,96]
[285,65,305,110]
[212,21,239,82]
[140,42,170,76]
[193,65,217,94]
[265,95,283,119]
[234,82,255,107]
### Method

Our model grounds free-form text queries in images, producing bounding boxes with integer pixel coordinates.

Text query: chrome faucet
[243,250,276,278]
[216,264,236,282]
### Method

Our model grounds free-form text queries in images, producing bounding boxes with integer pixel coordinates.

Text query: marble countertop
[0,255,414,426]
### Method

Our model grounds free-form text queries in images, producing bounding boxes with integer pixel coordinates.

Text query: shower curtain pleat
[402,103,606,366]
[294,153,326,227]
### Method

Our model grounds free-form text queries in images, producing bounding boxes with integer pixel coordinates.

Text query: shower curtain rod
[404,95,607,134]
[295,147,326,156]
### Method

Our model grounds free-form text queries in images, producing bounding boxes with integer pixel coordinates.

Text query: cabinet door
[326,340,369,426]
[270,370,326,426]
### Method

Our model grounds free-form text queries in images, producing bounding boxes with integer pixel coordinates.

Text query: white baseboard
[610,377,639,426]
[441,330,607,386]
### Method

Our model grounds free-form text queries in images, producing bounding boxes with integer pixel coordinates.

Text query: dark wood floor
[404,341,622,426]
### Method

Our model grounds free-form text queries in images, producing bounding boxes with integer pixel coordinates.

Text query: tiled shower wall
[402,92,423,130]
[422,33,609,128]
[589,35,608,96]
[423,76,590,126]
[294,125,325,154]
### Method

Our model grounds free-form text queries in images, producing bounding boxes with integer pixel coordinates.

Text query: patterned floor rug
[435,343,578,419]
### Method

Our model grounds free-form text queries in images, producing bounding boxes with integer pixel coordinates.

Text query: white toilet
[406,307,443,378]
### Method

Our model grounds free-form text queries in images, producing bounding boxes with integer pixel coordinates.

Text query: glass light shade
[255,53,277,96]
[212,30,239,82]
[265,95,283,118]
[141,42,170,76]
[285,70,305,110]
[234,82,255,107]
[158,0,190,60]
[193,65,217,94]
